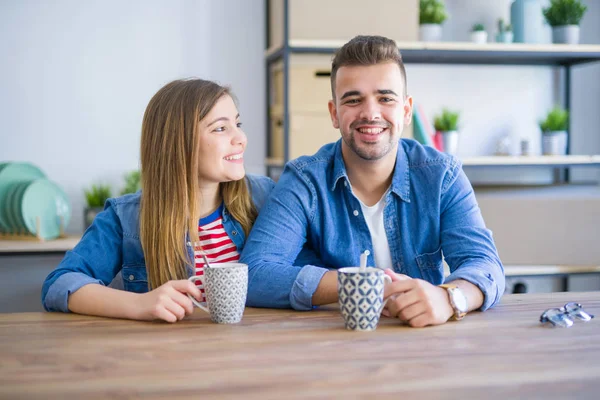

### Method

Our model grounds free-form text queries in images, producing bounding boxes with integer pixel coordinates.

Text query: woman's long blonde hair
[140,79,257,289]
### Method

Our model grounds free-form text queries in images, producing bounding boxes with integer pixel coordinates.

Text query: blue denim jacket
[241,139,505,311]
[42,174,275,312]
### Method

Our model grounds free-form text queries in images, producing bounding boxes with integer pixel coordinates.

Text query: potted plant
[542,0,587,45]
[471,23,487,44]
[419,0,448,42]
[120,170,141,195]
[434,109,460,155]
[83,184,112,230]
[496,19,513,43]
[539,107,569,155]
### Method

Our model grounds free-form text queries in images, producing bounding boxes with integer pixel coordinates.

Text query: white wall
[1,0,598,235]
[0,0,265,234]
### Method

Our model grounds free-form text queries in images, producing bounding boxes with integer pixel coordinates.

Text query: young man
[241,35,505,327]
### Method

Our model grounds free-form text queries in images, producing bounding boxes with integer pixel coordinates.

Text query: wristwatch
[439,284,468,321]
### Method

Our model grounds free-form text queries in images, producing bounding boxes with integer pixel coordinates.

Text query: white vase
[471,31,488,44]
[541,131,567,155]
[440,131,459,155]
[552,25,580,44]
[419,24,442,42]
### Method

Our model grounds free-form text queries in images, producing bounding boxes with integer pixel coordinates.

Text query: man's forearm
[311,271,339,306]
[448,279,484,312]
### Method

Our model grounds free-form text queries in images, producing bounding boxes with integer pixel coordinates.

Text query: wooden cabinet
[267,0,418,50]
[266,0,418,169]
[270,55,365,160]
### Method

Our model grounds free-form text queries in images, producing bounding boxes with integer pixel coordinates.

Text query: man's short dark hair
[330,35,407,100]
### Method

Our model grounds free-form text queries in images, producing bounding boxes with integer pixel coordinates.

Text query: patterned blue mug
[337,267,392,331]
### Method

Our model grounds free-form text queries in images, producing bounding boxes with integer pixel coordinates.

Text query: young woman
[42,78,274,323]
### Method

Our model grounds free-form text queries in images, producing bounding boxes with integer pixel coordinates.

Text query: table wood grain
[1,292,599,399]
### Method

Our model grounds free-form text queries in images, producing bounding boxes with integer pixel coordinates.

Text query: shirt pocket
[415,246,444,285]
[121,265,150,293]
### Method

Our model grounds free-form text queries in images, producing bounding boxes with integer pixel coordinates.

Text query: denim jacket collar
[330,140,411,203]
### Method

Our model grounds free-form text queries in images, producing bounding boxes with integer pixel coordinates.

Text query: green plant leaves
[420,0,448,25]
[539,107,569,133]
[120,170,141,195]
[84,184,112,208]
[433,109,460,132]
[472,23,485,32]
[542,0,587,27]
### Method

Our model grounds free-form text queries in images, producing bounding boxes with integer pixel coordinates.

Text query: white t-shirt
[357,191,393,270]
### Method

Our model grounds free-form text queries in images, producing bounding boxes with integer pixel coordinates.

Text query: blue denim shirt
[42,174,275,312]
[241,139,505,311]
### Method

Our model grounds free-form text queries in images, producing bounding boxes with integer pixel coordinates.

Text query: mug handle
[380,275,393,313]
[187,276,209,314]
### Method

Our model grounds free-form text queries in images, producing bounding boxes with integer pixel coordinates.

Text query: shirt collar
[330,139,411,203]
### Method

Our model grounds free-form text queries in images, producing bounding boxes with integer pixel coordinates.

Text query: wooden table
[1,292,599,399]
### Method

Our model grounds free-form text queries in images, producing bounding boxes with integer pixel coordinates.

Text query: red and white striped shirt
[193,204,239,302]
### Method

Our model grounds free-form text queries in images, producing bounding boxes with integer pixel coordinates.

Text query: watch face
[451,288,468,313]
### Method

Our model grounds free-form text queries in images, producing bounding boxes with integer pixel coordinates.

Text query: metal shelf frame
[265,0,600,179]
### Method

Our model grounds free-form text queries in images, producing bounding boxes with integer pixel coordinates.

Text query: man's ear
[328,100,339,129]
[403,96,414,125]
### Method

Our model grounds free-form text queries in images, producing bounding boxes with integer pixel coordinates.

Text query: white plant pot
[419,24,442,42]
[471,31,488,44]
[440,131,459,155]
[552,25,580,45]
[541,131,567,156]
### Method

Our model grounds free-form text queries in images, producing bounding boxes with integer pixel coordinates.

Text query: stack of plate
[0,162,71,240]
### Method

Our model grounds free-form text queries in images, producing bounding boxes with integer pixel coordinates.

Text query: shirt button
[128,275,135,281]
[353,210,359,216]
[232,230,238,235]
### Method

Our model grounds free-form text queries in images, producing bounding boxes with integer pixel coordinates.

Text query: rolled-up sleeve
[440,163,505,310]
[41,201,124,312]
[290,265,329,310]
[43,272,105,312]
[446,262,503,311]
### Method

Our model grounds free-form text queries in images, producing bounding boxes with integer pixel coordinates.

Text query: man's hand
[382,269,454,327]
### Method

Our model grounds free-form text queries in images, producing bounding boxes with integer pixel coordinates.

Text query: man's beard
[342,120,398,161]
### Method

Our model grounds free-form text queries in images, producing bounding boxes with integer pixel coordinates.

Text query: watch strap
[439,284,467,321]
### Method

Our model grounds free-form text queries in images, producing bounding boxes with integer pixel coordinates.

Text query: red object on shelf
[433,131,444,152]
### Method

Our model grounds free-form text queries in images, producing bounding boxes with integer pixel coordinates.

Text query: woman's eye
[213,126,226,132]
[236,122,243,128]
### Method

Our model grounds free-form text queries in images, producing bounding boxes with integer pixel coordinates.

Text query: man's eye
[380,97,394,103]
[344,99,360,104]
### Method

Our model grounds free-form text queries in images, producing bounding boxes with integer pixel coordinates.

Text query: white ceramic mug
[337,267,392,331]
[187,263,248,324]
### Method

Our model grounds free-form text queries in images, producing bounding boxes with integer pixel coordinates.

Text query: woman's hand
[134,280,202,323]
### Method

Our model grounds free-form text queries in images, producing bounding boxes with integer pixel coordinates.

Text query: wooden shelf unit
[265,1,600,179]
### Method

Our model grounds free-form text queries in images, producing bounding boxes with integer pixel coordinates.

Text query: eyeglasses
[540,302,595,328]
